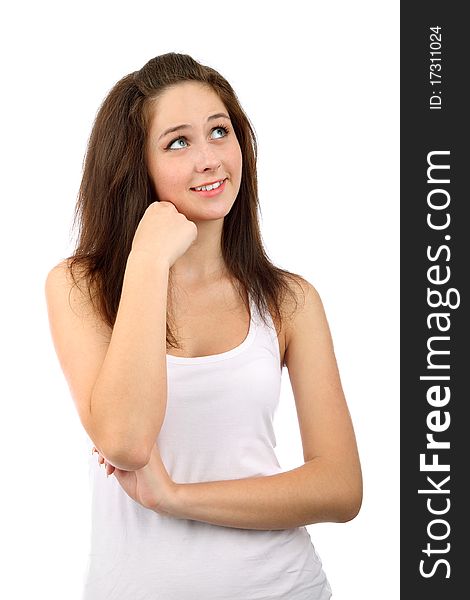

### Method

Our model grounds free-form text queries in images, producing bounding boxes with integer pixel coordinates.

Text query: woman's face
[145,81,243,222]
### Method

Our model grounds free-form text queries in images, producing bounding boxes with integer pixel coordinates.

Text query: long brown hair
[66,52,305,358]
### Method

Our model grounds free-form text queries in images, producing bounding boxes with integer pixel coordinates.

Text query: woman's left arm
[166,280,363,530]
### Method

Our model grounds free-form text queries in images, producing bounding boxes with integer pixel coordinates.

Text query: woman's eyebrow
[158,113,230,141]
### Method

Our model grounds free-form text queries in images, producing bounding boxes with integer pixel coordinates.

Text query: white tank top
[82,294,332,599]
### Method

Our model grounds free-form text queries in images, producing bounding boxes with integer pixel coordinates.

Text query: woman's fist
[131,201,198,267]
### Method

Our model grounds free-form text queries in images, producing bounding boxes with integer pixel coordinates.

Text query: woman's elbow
[339,494,362,522]
[337,479,363,523]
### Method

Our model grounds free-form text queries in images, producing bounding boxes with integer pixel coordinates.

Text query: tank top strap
[248,292,281,370]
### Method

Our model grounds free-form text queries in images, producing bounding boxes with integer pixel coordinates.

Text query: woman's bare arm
[45,251,170,471]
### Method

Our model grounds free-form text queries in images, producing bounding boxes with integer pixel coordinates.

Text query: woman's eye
[168,137,188,150]
[212,126,228,139]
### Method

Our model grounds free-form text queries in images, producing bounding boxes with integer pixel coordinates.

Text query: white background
[0,1,399,598]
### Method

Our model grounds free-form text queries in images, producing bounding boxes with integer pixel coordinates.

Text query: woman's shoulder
[281,273,324,346]
[282,272,321,316]
[45,258,109,333]
[45,258,90,305]
[45,259,79,307]
[46,257,85,283]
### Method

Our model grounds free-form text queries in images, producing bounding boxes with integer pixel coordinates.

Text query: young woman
[45,52,362,599]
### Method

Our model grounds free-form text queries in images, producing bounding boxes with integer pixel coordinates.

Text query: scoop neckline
[166,295,257,365]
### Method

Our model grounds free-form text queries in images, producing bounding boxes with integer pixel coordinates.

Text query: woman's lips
[190,178,227,198]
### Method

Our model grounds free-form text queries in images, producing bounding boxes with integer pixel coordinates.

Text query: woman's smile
[190,178,228,197]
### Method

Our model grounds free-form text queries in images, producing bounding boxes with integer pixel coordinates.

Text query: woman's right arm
[45,201,198,471]
[45,253,170,471]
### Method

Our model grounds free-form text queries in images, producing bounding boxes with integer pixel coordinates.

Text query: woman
[45,52,362,599]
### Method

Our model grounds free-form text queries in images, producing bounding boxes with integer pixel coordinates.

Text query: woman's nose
[194,144,221,172]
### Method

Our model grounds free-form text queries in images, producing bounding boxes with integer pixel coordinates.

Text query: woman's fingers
[92,445,115,476]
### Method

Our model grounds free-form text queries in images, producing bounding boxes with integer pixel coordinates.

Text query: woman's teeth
[193,179,224,191]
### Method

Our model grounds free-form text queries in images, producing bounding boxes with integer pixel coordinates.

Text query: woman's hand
[131,200,198,268]
[92,443,178,515]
